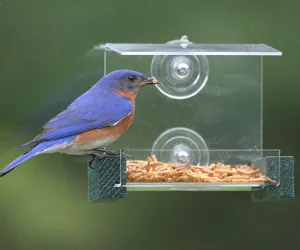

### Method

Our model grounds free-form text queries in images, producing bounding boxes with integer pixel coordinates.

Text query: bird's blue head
[99,69,158,95]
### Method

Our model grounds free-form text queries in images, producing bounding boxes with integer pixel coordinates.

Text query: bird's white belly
[42,138,116,155]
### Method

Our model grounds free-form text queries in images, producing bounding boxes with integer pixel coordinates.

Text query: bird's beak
[139,77,158,86]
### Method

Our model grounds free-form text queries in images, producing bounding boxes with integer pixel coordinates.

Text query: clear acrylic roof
[105,43,282,56]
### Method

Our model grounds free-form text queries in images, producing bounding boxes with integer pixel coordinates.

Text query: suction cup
[151,36,209,100]
[151,127,210,167]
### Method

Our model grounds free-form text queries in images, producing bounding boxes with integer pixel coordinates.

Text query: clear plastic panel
[105,51,263,151]
[105,43,282,56]
[124,149,280,191]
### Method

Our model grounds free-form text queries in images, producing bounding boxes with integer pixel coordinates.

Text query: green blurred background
[0,0,299,249]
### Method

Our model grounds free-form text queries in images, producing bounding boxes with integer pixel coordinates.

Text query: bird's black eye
[127,75,136,82]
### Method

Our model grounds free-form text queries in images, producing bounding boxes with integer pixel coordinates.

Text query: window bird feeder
[87,36,294,202]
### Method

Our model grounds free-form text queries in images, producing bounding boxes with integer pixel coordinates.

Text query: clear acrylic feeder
[88,36,294,202]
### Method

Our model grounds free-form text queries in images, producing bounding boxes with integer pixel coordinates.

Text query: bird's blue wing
[21,95,134,147]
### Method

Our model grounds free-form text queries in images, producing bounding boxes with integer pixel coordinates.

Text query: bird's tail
[0,142,53,177]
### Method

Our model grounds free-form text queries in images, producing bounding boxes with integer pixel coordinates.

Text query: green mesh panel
[252,156,294,202]
[88,155,127,202]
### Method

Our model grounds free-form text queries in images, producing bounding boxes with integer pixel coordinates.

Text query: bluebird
[0,69,158,177]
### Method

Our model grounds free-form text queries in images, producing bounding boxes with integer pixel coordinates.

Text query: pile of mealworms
[126,155,276,184]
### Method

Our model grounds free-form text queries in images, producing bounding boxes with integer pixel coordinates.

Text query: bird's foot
[92,147,132,160]
[88,148,132,170]
[88,152,112,169]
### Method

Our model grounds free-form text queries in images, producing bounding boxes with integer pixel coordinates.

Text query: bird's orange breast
[74,111,135,146]
[74,89,137,146]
